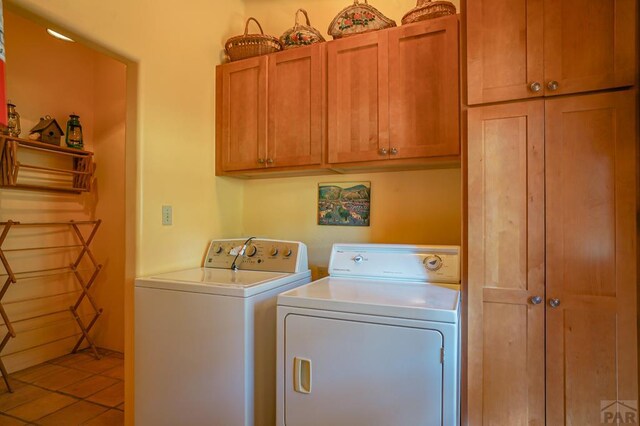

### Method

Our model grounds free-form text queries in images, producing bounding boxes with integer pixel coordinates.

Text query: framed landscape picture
[318,181,370,226]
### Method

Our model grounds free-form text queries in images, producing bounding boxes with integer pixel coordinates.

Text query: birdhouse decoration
[29,115,64,145]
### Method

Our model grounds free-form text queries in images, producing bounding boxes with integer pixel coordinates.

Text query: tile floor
[0,349,124,425]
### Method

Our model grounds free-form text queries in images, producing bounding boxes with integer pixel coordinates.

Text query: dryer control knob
[213,245,223,254]
[353,255,364,264]
[283,248,293,257]
[424,255,443,271]
[270,247,279,256]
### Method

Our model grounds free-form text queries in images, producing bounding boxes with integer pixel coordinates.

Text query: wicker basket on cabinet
[225,17,283,61]
[401,0,456,25]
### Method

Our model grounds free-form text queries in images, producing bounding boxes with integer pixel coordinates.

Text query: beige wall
[7,0,248,422]
[0,10,126,372]
[243,169,461,278]
[8,0,247,277]
[91,54,127,352]
[241,0,463,272]
[6,1,463,421]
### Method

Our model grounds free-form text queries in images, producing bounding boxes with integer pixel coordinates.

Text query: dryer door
[284,314,444,426]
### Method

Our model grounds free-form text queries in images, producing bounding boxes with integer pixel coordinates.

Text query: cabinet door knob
[549,298,561,308]
[257,158,265,164]
[266,158,274,164]
[529,82,542,93]
[547,80,559,91]
[390,147,398,155]
[530,296,543,305]
[379,148,388,156]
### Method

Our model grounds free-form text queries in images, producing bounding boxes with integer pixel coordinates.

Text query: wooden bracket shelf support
[0,219,103,392]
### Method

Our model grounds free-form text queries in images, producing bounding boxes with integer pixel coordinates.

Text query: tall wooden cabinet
[467,91,638,425]
[467,0,637,105]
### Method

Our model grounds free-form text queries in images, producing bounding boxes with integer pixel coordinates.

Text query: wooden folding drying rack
[0,219,103,392]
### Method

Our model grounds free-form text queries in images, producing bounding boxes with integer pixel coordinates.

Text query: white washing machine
[276,244,461,426]
[135,238,311,426]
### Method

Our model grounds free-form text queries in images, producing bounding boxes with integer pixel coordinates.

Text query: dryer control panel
[204,238,308,273]
[328,244,460,284]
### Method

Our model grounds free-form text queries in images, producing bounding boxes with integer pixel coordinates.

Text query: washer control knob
[353,255,364,264]
[213,245,223,254]
[245,245,258,257]
[270,247,279,256]
[424,255,443,271]
[283,248,293,257]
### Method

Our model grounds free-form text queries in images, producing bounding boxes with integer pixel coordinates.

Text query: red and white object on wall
[0,1,6,126]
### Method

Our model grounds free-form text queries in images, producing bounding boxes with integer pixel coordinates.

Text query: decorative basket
[328,0,397,40]
[225,17,283,62]
[280,9,326,49]
[401,0,456,25]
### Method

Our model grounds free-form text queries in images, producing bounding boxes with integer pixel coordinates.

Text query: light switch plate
[162,205,172,226]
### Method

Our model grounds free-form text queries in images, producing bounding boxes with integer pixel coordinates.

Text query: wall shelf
[0,136,95,193]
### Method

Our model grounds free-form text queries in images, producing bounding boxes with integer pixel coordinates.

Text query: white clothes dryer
[276,243,461,426]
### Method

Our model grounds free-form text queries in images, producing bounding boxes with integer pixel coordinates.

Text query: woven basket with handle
[280,9,326,49]
[328,0,396,40]
[401,0,456,25]
[225,17,283,62]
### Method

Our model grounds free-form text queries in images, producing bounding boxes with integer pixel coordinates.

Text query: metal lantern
[65,114,83,149]
[6,102,20,137]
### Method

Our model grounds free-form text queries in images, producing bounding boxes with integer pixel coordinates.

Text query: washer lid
[278,276,460,323]
[148,268,287,287]
[135,267,307,297]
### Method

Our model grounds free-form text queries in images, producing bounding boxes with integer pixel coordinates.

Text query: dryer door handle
[294,357,312,394]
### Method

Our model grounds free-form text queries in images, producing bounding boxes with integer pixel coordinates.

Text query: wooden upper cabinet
[467,0,544,105]
[545,91,637,425]
[267,45,323,168]
[217,45,322,174]
[543,0,636,96]
[467,0,636,104]
[388,15,459,159]
[217,56,268,172]
[327,32,389,164]
[467,101,545,426]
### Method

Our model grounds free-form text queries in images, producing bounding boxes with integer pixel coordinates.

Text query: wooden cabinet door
[388,16,459,159]
[267,45,323,168]
[466,0,544,105]
[467,101,545,426]
[545,91,637,425]
[543,0,636,97]
[216,56,267,172]
[327,32,389,164]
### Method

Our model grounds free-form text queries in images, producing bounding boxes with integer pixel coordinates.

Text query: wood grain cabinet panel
[216,57,267,172]
[217,45,322,174]
[327,16,460,165]
[467,0,636,104]
[543,0,637,97]
[467,91,638,425]
[388,16,459,159]
[268,45,323,168]
[327,31,389,164]
[467,101,546,426]
[545,91,638,425]
[467,0,544,105]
